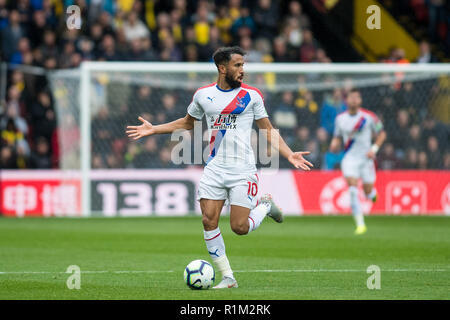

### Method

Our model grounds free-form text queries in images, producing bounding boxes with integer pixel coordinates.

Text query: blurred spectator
[131,85,153,115]
[403,148,419,169]
[215,6,233,45]
[89,23,104,53]
[385,47,409,64]
[106,153,122,168]
[58,41,76,68]
[29,136,52,168]
[192,4,211,47]
[299,29,317,62]
[282,17,303,50]
[0,145,17,169]
[78,37,95,61]
[378,143,400,169]
[29,10,47,48]
[315,127,330,156]
[196,26,223,61]
[30,91,56,144]
[0,0,8,29]
[416,40,439,63]
[389,109,410,155]
[239,36,262,62]
[227,0,241,21]
[140,37,158,61]
[272,37,291,62]
[124,143,141,168]
[1,10,25,60]
[157,146,178,169]
[39,29,58,59]
[127,38,145,61]
[2,86,28,136]
[287,1,311,29]
[122,11,150,42]
[92,107,113,155]
[443,152,450,170]
[418,150,428,169]
[405,124,422,151]
[1,117,25,147]
[230,7,256,39]
[294,90,319,130]
[161,93,182,119]
[92,153,106,169]
[133,136,159,168]
[398,82,423,122]
[422,116,448,152]
[290,126,310,153]
[253,0,279,39]
[159,34,183,61]
[426,136,443,169]
[272,91,297,136]
[10,37,31,64]
[320,88,347,136]
[99,34,121,61]
[427,0,446,41]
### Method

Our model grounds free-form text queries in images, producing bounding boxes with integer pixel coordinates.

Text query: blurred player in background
[329,89,386,235]
[126,47,313,288]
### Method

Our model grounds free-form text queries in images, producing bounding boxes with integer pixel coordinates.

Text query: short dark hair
[349,88,361,94]
[212,46,246,68]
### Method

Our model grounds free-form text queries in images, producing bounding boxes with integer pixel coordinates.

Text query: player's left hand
[288,152,314,171]
[366,150,376,159]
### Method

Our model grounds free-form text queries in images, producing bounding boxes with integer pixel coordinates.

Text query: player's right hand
[126,116,155,140]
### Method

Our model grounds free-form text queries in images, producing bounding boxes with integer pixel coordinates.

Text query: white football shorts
[197,165,259,209]
[341,156,376,184]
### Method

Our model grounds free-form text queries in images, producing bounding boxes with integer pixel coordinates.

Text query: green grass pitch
[0,216,449,300]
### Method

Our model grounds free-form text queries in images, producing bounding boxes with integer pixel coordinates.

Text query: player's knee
[202,215,218,230]
[230,222,248,235]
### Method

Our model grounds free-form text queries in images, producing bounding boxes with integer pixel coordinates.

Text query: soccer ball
[183,259,215,290]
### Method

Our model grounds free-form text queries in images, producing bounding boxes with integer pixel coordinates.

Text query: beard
[225,72,242,89]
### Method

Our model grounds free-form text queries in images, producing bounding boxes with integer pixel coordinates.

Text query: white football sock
[247,202,270,234]
[212,255,234,279]
[204,228,233,278]
[349,186,365,227]
[366,188,377,200]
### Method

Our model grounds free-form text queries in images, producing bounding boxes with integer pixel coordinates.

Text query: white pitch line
[0,270,174,274]
[0,269,448,275]
[235,269,450,273]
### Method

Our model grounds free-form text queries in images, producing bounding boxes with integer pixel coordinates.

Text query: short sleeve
[253,92,268,120]
[187,92,204,120]
[370,114,383,134]
[333,117,342,137]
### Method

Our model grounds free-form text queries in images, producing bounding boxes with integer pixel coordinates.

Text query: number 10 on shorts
[247,182,258,197]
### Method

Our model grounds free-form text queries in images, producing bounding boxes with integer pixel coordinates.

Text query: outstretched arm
[256,117,313,171]
[126,114,197,140]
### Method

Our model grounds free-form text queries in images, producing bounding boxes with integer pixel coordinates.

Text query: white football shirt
[333,108,383,159]
[187,82,268,174]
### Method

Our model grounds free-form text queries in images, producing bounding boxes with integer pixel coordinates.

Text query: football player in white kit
[126,47,313,288]
[329,89,386,235]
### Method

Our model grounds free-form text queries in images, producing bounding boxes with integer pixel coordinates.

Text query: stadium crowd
[0,0,449,170]
[379,0,450,55]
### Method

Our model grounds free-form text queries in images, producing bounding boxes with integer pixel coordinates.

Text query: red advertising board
[0,177,81,217]
[1,170,448,216]
[292,170,450,215]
